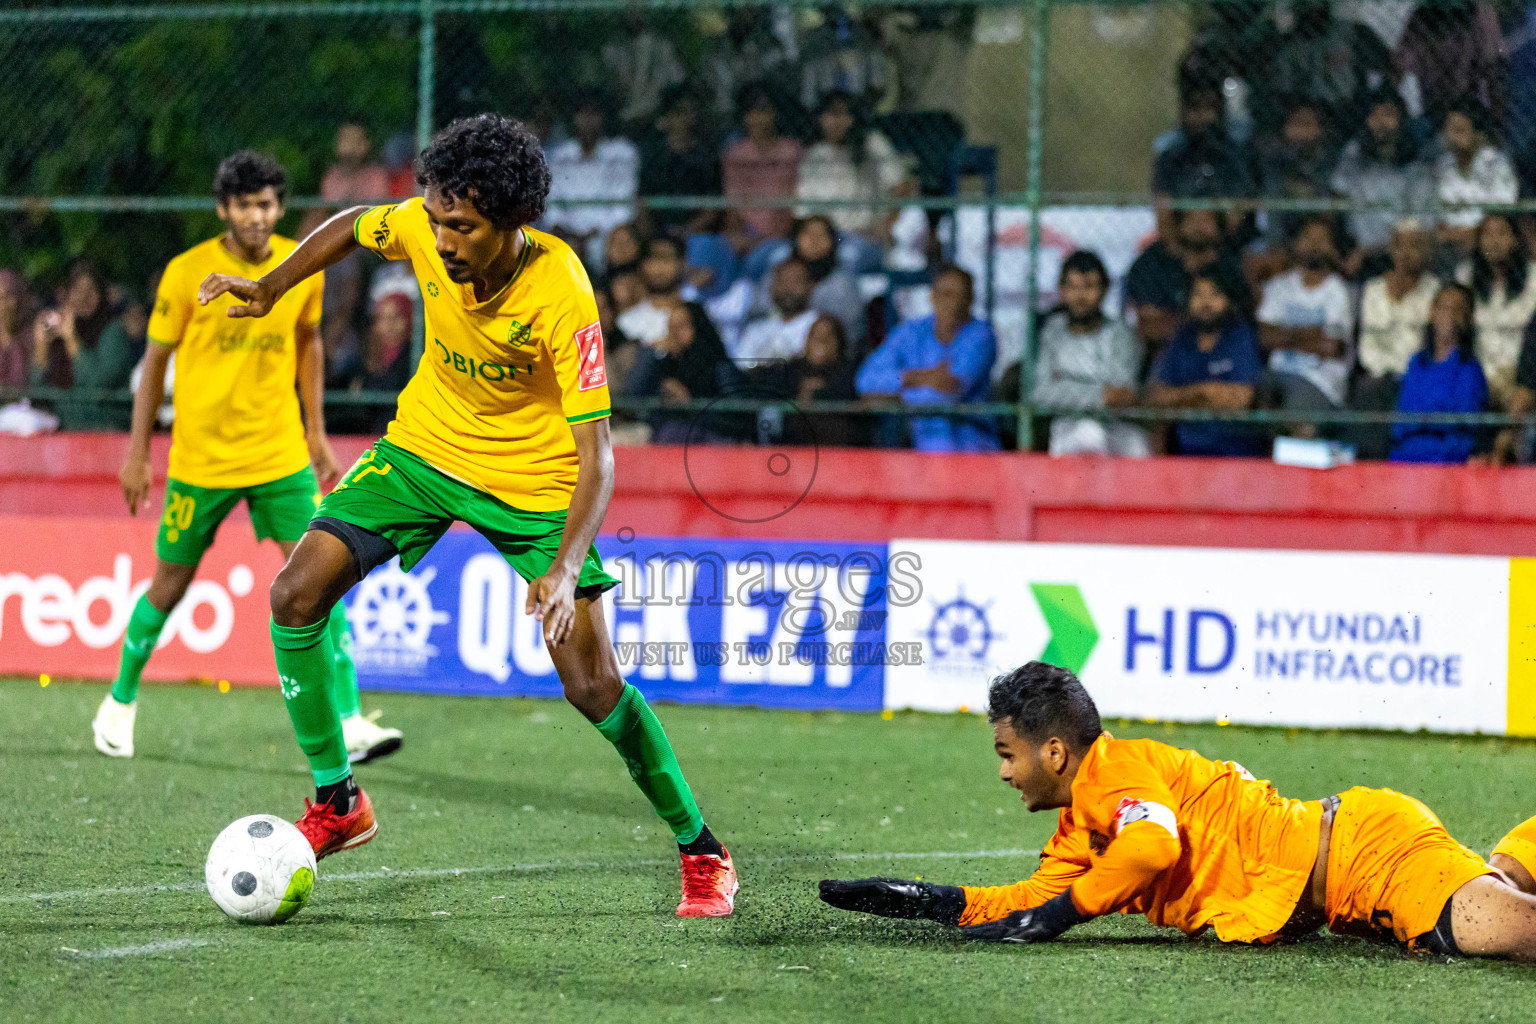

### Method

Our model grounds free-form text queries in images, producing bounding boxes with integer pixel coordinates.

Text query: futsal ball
[205,814,316,924]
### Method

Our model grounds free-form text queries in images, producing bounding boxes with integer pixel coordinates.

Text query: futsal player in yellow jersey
[200,115,738,916]
[93,151,403,766]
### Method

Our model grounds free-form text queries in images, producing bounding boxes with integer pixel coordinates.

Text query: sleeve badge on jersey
[1112,796,1180,839]
[575,321,607,391]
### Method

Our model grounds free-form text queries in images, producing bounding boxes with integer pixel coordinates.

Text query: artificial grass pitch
[2,678,1534,1023]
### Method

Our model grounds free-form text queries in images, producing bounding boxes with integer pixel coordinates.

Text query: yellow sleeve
[1066,755,1184,919]
[352,203,411,261]
[146,259,191,347]
[958,816,1091,925]
[548,268,611,425]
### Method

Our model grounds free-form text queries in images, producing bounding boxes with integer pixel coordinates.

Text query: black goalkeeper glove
[817,877,967,926]
[958,888,1083,944]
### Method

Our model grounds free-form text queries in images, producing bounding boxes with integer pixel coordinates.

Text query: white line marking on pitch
[70,938,209,959]
[7,847,1039,905]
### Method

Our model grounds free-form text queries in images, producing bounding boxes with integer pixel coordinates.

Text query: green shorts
[313,438,617,594]
[156,466,320,565]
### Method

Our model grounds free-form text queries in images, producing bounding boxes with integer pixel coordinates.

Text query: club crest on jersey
[508,319,533,348]
[575,321,606,391]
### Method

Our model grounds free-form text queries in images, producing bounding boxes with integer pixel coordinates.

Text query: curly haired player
[821,661,1536,960]
[199,114,738,916]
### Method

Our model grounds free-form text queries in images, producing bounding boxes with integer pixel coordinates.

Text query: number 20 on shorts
[163,492,196,543]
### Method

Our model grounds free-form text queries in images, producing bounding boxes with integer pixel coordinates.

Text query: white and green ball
[205,814,316,924]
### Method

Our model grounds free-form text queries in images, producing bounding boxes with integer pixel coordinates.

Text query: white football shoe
[92,694,136,758]
[343,711,403,764]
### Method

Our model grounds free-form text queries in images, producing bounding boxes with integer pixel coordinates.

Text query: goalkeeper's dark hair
[213,150,287,203]
[986,662,1102,750]
[416,113,550,229]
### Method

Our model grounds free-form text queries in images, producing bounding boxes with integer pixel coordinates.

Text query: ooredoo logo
[0,554,254,654]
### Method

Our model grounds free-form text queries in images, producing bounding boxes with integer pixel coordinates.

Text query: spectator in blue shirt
[1391,283,1489,464]
[855,265,999,452]
[1146,271,1265,457]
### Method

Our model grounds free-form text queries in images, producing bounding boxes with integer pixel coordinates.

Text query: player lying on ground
[821,661,1536,959]
[93,150,402,765]
[198,114,738,916]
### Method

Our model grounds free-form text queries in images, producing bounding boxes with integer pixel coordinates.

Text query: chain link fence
[3,0,1535,460]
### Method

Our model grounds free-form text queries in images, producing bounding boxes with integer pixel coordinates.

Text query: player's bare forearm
[555,419,616,577]
[199,207,366,318]
[525,418,615,646]
[120,341,172,515]
[294,322,339,487]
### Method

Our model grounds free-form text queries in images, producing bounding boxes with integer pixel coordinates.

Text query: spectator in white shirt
[1454,213,1536,408]
[1435,100,1518,258]
[734,257,819,367]
[795,90,908,242]
[1351,220,1437,459]
[747,215,866,342]
[1257,216,1355,434]
[543,97,639,271]
[1355,221,1436,383]
[1031,250,1148,457]
[617,236,698,349]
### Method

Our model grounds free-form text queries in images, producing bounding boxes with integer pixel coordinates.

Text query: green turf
[3,677,1535,1023]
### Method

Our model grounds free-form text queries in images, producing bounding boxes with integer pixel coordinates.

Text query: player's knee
[562,667,623,722]
[147,561,196,611]
[270,569,325,627]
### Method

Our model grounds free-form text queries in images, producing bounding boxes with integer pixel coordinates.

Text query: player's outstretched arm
[199,206,367,318]
[819,878,1085,944]
[119,341,174,515]
[818,878,967,925]
[958,889,1083,944]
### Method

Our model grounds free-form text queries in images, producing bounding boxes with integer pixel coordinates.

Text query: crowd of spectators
[1041,202,1536,464]
[14,1,1536,462]
[1033,0,1536,464]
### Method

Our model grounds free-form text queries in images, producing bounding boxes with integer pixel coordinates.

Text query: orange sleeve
[958,815,1091,926]
[1070,821,1182,917]
[1067,749,1184,919]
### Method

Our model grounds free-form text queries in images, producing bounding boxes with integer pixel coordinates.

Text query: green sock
[270,617,351,787]
[110,594,171,704]
[594,684,704,844]
[328,601,361,721]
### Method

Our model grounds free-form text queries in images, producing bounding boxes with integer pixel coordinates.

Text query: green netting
[4,0,1536,457]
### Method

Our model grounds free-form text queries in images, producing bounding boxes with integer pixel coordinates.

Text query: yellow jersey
[147,235,321,489]
[352,199,610,512]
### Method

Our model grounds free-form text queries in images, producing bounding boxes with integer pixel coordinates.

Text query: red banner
[0,516,283,684]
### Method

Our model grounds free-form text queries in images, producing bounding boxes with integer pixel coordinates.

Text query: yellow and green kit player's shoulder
[353,198,425,261]
[149,234,306,348]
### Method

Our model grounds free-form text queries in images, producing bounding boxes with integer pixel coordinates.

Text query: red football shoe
[676,846,738,917]
[295,786,377,860]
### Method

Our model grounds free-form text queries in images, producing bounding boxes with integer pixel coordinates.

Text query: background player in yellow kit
[92,151,403,765]
[197,115,739,916]
[820,661,1536,961]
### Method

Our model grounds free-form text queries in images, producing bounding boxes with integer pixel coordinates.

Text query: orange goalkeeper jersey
[960,734,1323,943]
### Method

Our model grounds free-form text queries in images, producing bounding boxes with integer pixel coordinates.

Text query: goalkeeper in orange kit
[820,662,1536,961]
